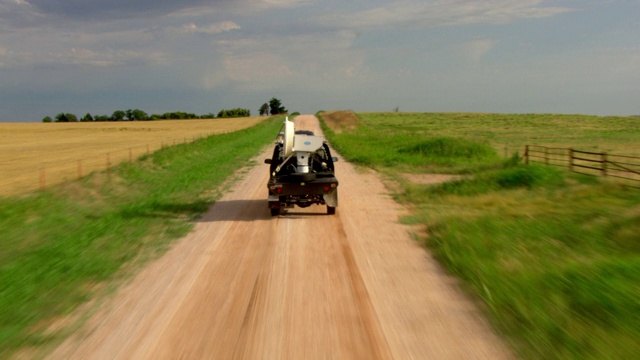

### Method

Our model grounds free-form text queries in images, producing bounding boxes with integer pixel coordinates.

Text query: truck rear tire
[327,206,336,215]
[270,208,280,216]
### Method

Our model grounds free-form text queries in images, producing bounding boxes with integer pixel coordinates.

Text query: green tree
[55,113,68,122]
[42,116,52,123]
[269,98,286,115]
[217,108,250,118]
[259,103,270,116]
[54,113,78,122]
[81,113,93,122]
[163,112,179,119]
[110,110,125,121]
[125,109,134,121]
[131,109,148,121]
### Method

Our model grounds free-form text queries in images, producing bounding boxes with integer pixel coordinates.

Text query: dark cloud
[26,0,230,20]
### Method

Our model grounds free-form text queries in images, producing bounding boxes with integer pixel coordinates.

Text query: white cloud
[163,0,311,19]
[458,38,498,63]
[225,53,293,81]
[61,48,168,66]
[175,21,241,34]
[251,0,314,9]
[74,29,156,45]
[0,0,43,27]
[1,0,31,10]
[0,46,168,67]
[0,19,239,69]
[199,28,370,92]
[318,0,573,29]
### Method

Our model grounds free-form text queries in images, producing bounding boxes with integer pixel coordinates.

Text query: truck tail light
[323,183,337,192]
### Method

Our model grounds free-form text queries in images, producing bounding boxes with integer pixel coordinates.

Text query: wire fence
[524,145,640,187]
[1,132,218,197]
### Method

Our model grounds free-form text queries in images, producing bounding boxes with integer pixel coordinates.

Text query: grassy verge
[0,116,282,358]
[319,111,640,359]
[320,112,502,174]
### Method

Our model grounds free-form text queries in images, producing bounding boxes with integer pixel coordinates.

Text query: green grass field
[355,112,640,158]
[0,116,282,358]
[319,111,640,360]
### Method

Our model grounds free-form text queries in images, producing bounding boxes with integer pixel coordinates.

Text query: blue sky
[1,0,639,122]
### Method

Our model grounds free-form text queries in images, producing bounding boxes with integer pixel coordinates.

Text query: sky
[1,0,639,122]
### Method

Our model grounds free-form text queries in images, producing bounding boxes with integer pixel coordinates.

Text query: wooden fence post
[39,168,46,190]
[106,153,111,177]
[545,146,549,165]
[569,149,574,172]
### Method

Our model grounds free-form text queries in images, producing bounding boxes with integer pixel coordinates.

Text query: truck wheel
[270,208,280,216]
[327,206,336,215]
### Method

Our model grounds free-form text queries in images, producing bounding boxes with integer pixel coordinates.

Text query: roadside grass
[353,111,640,157]
[411,175,640,359]
[0,116,282,358]
[320,111,501,174]
[319,111,640,359]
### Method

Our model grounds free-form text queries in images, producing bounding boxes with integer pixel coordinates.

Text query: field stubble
[0,118,266,196]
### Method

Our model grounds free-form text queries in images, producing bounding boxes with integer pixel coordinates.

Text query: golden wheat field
[0,117,267,196]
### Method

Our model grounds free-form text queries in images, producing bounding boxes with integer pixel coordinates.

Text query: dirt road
[48,115,513,359]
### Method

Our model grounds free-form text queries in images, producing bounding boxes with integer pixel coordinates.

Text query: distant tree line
[41,98,288,122]
[217,108,250,118]
[43,109,243,122]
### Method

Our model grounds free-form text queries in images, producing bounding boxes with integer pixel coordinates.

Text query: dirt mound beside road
[318,110,362,133]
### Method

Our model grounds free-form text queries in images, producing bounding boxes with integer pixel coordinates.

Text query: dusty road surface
[48,115,513,359]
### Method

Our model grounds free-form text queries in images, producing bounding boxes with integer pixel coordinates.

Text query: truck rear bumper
[267,176,338,209]
[267,177,338,196]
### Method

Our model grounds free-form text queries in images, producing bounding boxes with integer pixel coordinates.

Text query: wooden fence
[524,145,640,186]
